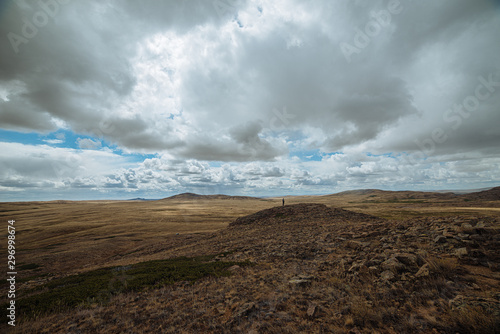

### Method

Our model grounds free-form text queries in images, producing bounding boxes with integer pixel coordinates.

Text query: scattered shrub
[9,254,251,320]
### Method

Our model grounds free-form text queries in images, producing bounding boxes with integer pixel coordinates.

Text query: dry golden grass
[0,197,278,277]
[0,191,499,333]
[448,304,500,334]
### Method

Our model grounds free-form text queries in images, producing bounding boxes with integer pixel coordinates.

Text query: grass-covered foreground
[6,254,250,320]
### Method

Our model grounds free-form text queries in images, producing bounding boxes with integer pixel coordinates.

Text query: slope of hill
[230,203,382,227]
[460,186,500,201]
[163,192,263,201]
[326,189,458,201]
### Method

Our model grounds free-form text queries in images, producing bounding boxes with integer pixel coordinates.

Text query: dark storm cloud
[177,122,287,162]
[2,0,498,158]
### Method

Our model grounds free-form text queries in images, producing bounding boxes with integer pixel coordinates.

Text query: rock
[275,312,292,321]
[415,263,431,278]
[469,234,484,241]
[461,223,474,232]
[449,295,465,309]
[289,278,311,286]
[306,304,318,318]
[401,273,414,281]
[348,262,370,275]
[469,249,486,258]
[346,240,370,250]
[381,257,406,273]
[380,270,395,281]
[434,236,447,244]
[227,265,241,272]
[235,302,256,318]
[487,261,500,271]
[394,253,418,267]
[455,247,468,257]
[289,275,313,287]
[365,258,382,266]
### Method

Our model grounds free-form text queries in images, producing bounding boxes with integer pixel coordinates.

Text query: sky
[0,0,499,201]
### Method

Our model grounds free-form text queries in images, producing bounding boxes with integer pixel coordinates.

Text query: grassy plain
[0,189,499,333]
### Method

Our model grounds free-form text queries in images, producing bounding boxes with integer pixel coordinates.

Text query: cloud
[76,138,101,150]
[0,142,134,186]
[0,0,499,200]
[43,138,64,144]
[1,142,499,201]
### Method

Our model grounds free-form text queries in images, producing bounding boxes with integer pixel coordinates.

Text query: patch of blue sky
[125,153,157,163]
[42,129,97,149]
[0,128,100,149]
[0,129,42,145]
[289,149,344,161]
[0,129,154,161]
[290,149,320,161]
[365,152,396,158]
[397,151,430,162]
[209,161,222,168]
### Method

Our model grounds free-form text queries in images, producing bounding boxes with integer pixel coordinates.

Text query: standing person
[282,198,285,206]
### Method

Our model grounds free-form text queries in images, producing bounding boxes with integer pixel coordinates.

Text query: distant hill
[127,198,158,201]
[319,187,500,203]
[163,193,264,201]
[330,189,382,196]
[459,186,500,201]
[160,187,500,202]
[323,189,457,201]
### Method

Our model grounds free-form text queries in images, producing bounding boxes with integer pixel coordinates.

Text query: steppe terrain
[1,188,499,333]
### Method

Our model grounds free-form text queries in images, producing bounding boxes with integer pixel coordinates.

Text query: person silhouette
[282,198,285,206]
